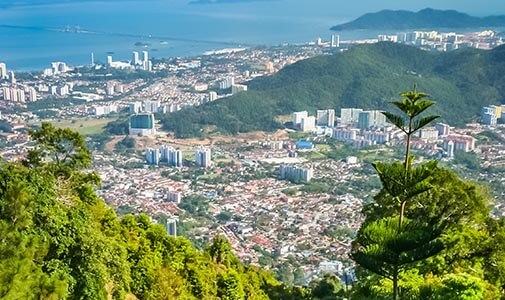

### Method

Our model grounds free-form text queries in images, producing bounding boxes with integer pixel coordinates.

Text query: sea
[2,0,505,71]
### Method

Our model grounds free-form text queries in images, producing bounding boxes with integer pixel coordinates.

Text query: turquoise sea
[1,0,505,71]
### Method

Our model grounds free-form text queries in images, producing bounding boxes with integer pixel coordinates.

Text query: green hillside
[162,42,505,137]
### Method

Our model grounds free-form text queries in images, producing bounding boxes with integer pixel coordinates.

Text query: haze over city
[2,0,505,299]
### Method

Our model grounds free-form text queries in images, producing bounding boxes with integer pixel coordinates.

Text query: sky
[4,0,505,16]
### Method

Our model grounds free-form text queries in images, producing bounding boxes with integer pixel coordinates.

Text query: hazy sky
[6,0,505,16]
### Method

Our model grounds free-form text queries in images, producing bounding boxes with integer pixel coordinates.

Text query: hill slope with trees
[162,42,505,137]
[0,123,310,299]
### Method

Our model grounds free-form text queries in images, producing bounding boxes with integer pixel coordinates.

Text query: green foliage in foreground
[0,123,310,299]
[352,89,505,299]
[162,42,505,137]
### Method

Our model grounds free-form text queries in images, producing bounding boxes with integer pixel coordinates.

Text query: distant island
[331,8,505,31]
[189,0,274,4]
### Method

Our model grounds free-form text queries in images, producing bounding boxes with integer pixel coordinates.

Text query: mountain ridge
[331,8,505,31]
[162,42,505,138]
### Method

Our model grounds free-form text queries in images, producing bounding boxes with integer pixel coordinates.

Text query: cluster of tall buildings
[442,134,476,156]
[145,145,183,167]
[329,108,391,148]
[340,108,387,129]
[1,86,37,103]
[132,51,152,72]
[50,84,71,97]
[279,164,313,183]
[292,109,335,132]
[42,62,70,77]
[231,84,248,95]
[129,100,185,115]
[316,34,340,48]
[481,105,505,126]
[144,145,212,168]
[0,62,16,85]
[106,51,153,71]
[333,128,390,148]
[195,147,212,168]
[377,30,504,52]
[292,108,387,133]
[218,76,248,95]
[219,77,235,89]
[93,104,117,116]
[106,82,124,96]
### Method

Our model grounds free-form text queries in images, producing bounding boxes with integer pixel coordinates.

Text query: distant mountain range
[331,8,505,31]
[162,42,505,137]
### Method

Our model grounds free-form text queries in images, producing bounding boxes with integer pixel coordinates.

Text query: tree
[25,122,91,171]
[218,270,246,300]
[311,274,344,300]
[207,235,234,266]
[382,86,439,169]
[353,87,441,300]
[1,122,302,300]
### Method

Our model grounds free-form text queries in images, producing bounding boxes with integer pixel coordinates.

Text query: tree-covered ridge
[0,123,312,299]
[162,43,505,137]
[331,8,505,31]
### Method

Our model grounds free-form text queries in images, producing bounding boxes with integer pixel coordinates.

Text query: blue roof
[296,141,314,148]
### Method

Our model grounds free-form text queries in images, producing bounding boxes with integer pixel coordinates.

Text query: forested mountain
[162,42,505,138]
[331,8,505,31]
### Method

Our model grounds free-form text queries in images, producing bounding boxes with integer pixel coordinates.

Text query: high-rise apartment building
[166,219,177,237]
[0,63,7,80]
[144,100,160,113]
[129,101,143,114]
[316,109,335,127]
[27,87,37,102]
[340,108,363,126]
[279,164,313,183]
[219,77,235,89]
[129,113,156,136]
[231,84,247,95]
[208,91,218,101]
[481,106,498,126]
[301,116,316,132]
[331,34,340,48]
[292,111,308,128]
[358,110,387,129]
[145,148,161,165]
[160,145,183,168]
[195,147,212,168]
[132,51,140,65]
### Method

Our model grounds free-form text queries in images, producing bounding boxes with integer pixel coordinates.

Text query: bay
[1,0,505,71]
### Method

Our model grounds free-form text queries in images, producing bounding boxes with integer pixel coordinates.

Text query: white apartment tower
[133,51,140,65]
[316,109,336,127]
[331,34,340,48]
[292,111,308,128]
[142,51,149,63]
[0,63,7,80]
[195,147,212,168]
